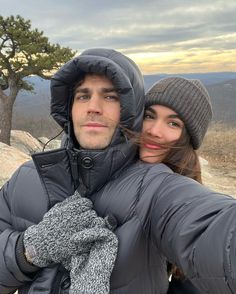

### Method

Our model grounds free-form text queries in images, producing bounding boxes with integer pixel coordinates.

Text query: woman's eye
[169,121,182,128]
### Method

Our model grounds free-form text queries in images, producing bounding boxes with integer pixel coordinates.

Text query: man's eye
[105,95,119,101]
[75,95,89,101]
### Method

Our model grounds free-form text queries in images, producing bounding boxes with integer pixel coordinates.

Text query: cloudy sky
[1,0,236,74]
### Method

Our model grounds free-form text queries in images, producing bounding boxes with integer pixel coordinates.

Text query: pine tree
[0,15,75,145]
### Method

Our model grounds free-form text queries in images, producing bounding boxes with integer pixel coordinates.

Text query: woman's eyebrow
[145,107,156,114]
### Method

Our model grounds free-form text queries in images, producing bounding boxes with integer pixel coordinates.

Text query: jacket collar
[32,140,137,199]
[74,140,137,196]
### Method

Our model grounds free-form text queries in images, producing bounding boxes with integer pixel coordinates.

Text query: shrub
[200,122,236,171]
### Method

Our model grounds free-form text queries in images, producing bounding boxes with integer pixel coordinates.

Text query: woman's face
[139,104,184,163]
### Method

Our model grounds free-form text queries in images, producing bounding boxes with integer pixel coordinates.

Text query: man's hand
[23,191,104,267]
[69,227,118,294]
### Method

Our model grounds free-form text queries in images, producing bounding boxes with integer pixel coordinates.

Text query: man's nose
[87,95,102,114]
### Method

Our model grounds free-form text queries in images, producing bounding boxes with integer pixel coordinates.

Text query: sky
[1,0,236,74]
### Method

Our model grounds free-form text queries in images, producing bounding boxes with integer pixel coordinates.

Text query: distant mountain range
[13,72,236,125]
[144,72,236,90]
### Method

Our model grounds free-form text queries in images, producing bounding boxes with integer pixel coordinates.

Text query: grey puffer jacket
[1,49,236,294]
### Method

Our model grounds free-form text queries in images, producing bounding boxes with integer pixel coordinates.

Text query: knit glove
[23,190,100,267]
[69,227,118,294]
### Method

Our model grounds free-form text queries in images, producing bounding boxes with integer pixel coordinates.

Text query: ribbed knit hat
[145,77,213,149]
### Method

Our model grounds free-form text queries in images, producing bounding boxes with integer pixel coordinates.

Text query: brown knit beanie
[145,77,213,149]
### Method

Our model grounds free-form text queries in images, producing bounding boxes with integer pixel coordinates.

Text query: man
[1,48,236,294]
[0,48,145,293]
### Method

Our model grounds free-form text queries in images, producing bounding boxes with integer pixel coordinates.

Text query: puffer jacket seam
[111,214,158,292]
[128,165,154,223]
[9,162,50,220]
[134,165,158,204]
[225,221,236,294]
[227,221,236,279]
[31,157,52,208]
[134,167,174,239]
[3,164,27,214]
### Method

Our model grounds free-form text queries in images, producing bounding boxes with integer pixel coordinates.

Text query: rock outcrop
[0,142,30,187]
[11,130,43,155]
[0,131,61,187]
[38,137,61,150]
[202,164,236,197]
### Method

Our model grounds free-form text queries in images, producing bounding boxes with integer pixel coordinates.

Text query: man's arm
[0,179,39,293]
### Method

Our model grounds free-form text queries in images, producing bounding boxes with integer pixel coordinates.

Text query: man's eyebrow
[102,87,118,93]
[75,87,118,93]
[74,87,89,93]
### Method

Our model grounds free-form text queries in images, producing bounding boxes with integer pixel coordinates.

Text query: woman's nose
[146,121,163,138]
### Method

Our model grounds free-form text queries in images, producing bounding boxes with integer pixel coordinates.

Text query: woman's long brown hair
[162,127,202,183]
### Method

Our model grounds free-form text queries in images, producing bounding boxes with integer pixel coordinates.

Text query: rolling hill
[11,72,236,137]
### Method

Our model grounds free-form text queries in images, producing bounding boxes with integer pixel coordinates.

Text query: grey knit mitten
[69,227,118,294]
[23,191,101,267]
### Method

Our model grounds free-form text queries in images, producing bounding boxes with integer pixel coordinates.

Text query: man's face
[72,74,120,149]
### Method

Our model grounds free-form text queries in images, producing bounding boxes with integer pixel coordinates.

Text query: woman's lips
[143,142,163,150]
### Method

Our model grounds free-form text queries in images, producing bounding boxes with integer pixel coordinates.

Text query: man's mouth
[83,122,107,128]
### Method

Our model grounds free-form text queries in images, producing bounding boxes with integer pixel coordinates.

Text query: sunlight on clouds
[176,33,236,50]
[128,48,236,74]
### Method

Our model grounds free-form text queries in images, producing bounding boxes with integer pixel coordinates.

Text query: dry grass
[200,122,236,171]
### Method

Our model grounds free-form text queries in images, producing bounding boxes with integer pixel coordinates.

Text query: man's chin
[78,139,111,150]
[75,132,114,150]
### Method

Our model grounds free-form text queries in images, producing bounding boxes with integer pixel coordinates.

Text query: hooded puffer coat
[1,49,236,294]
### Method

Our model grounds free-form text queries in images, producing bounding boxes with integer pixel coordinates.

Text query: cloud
[1,0,236,73]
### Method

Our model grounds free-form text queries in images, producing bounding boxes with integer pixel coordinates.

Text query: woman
[139,76,212,293]
[140,76,211,181]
